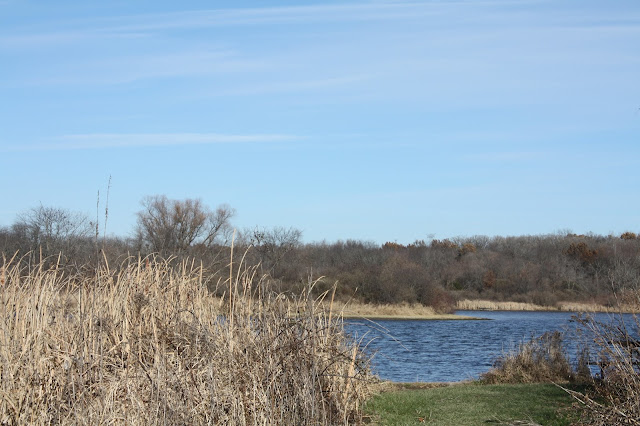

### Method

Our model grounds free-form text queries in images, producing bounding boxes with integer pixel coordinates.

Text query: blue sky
[1,0,639,244]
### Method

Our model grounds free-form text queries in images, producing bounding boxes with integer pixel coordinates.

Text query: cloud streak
[0,1,561,48]
[1,0,638,68]
[208,74,373,97]
[3,133,299,152]
[25,50,266,86]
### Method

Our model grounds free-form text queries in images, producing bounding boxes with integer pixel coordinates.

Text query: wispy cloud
[90,3,446,34]
[462,151,543,162]
[1,0,638,55]
[0,4,433,51]
[0,31,147,49]
[0,1,543,48]
[102,0,570,34]
[3,1,638,94]
[3,133,299,152]
[27,50,266,86]
[209,74,373,97]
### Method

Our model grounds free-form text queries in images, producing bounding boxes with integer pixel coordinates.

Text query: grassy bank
[365,382,581,425]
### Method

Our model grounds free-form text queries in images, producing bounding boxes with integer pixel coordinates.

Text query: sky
[1,0,639,245]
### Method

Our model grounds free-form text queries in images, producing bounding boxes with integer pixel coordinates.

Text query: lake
[344,310,629,383]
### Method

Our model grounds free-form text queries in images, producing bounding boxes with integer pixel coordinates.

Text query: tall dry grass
[480,331,590,385]
[0,253,374,425]
[337,302,436,319]
[568,307,640,425]
[457,299,547,311]
[457,299,640,313]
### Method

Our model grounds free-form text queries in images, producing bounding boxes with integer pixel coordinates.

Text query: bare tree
[243,226,302,276]
[15,205,92,258]
[136,195,235,255]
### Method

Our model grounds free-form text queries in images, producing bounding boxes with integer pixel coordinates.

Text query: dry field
[0,254,374,425]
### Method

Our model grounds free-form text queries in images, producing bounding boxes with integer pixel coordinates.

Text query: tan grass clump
[457,299,548,311]
[338,302,437,319]
[458,299,640,313]
[480,331,584,384]
[0,254,373,425]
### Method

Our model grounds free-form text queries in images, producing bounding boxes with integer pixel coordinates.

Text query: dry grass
[0,253,374,425]
[568,308,640,425]
[457,299,547,311]
[335,301,476,320]
[480,331,588,385]
[457,299,640,313]
[559,301,640,314]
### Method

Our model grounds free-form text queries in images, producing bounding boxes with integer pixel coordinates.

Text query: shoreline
[457,299,640,314]
[341,312,486,320]
[327,299,639,321]
[334,302,486,320]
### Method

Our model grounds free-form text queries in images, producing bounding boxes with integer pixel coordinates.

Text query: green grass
[364,383,583,425]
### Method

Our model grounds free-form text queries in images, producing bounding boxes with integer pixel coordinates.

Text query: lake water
[344,310,629,383]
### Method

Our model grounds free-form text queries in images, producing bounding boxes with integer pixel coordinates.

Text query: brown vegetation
[0,254,374,425]
[457,299,640,313]
[480,331,590,384]
[1,199,640,320]
[568,307,640,425]
[2,198,640,423]
[335,301,477,320]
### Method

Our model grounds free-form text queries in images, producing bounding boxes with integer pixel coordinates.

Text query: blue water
[344,310,631,383]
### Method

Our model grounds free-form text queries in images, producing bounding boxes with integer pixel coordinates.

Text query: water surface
[345,310,626,382]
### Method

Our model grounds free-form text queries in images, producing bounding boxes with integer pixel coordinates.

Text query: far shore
[341,312,484,320]
[323,299,639,321]
[217,298,637,321]
[457,299,640,314]
[333,301,484,320]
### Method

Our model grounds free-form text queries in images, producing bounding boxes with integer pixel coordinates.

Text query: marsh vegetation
[2,198,640,315]
[1,197,639,424]
[0,254,374,425]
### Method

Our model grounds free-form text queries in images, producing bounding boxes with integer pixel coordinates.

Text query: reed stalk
[0,253,373,425]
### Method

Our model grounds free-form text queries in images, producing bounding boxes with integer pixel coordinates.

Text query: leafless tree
[136,195,235,255]
[242,226,302,275]
[15,205,92,258]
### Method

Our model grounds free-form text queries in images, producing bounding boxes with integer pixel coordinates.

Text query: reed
[457,299,640,313]
[334,301,474,320]
[569,307,640,425]
[0,253,374,425]
[338,301,436,318]
[457,299,546,311]
[479,331,587,385]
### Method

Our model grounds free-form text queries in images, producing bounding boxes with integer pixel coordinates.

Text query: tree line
[1,196,639,312]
